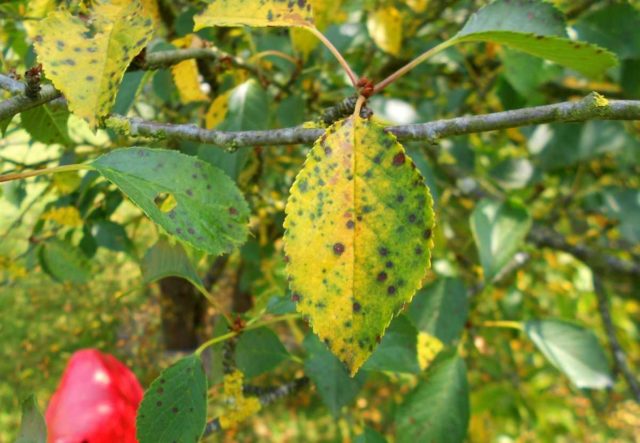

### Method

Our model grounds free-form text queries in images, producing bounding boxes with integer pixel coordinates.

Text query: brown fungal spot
[387,285,396,295]
[379,247,388,256]
[346,220,355,229]
[386,261,393,268]
[157,387,164,394]
[229,207,238,215]
[377,271,388,282]
[423,229,432,239]
[333,242,345,255]
[156,401,162,407]
[392,153,405,166]
[415,246,423,255]
[324,146,332,155]
[186,189,193,196]
[291,293,300,302]
[86,75,95,81]
[172,407,179,414]
[353,302,361,312]
[408,214,417,223]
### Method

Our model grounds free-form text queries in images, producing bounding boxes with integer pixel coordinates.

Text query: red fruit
[46,349,143,443]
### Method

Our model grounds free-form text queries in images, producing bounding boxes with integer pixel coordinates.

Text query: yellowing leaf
[113,0,161,28]
[291,0,344,58]
[23,0,56,37]
[41,206,83,227]
[194,0,315,30]
[366,6,403,56]
[417,332,443,370]
[171,60,208,103]
[284,116,435,375]
[407,0,430,13]
[33,0,154,127]
[205,91,231,129]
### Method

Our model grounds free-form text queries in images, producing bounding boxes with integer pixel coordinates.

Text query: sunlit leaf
[451,0,617,77]
[236,327,290,378]
[284,115,435,375]
[171,35,208,104]
[194,0,315,30]
[136,355,207,443]
[205,91,231,129]
[366,6,403,56]
[33,0,154,127]
[92,148,250,256]
[525,319,613,389]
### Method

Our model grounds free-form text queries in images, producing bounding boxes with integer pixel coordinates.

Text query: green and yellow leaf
[171,35,208,104]
[284,116,435,375]
[194,0,315,30]
[33,0,154,127]
[205,91,231,129]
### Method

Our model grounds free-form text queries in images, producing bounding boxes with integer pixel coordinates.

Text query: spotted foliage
[194,0,315,30]
[33,0,154,127]
[92,148,250,256]
[284,116,435,375]
[136,355,207,443]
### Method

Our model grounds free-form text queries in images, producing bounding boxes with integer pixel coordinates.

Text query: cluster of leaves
[2,0,640,441]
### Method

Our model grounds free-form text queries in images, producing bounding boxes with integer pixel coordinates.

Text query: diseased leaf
[291,0,344,59]
[136,355,208,443]
[92,148,249,256]
[16,394,47,443]
[366,6,403,56]
[396,350,470,443]
[525,319,613,389]
[33,0,154,127]
[205,91,231,129]
[171,35,208,104]
[451,0,617,78]
[284,115,435,375]
[194,0,315,30]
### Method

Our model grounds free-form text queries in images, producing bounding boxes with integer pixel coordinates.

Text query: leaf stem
[307,26,358,87]
[192,282,233,325]
[373,40,455,94]
[0,163,90,183]
[478,320,524,330]
[194,313,301,356]
[250,50,299,66]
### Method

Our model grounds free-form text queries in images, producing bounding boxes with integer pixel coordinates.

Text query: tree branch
[0,75,61,121]
[105,94,640,148]
[592,275,640,403]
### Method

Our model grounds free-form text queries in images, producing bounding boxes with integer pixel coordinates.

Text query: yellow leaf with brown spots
[33,0,154,128]
[194,0,315,30]
[284,116,435,375]
[205,91,231,129]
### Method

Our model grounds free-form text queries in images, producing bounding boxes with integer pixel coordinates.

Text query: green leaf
[193,0,315,30]
[451,0,617,78]
[39,238,91,284]
[284,115,435,375]
[92,148,250,256]
[33,0,154,127]
[355,427,387,443]
[598,188,640,244]
[531,121,640,170]
[525,319,613,389]
[396,350,469,443]
[236,327,289,378]
[91,220,135,255]
[362,315,420,374]
[407,277,469,345]
[470,199,531,282]
[16,394,47,443]
[198,79,269,180]
[573,3,640,60]
[303,334,366,416]
[20,105,71,145]
[137,355,208,443]
[142,237,203,288]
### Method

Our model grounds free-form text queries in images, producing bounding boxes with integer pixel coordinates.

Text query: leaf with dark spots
[92,148,249,256]
[284,116,435,375]
[194,0,315,30]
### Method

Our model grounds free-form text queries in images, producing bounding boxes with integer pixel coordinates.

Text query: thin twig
[593,275,640,403]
